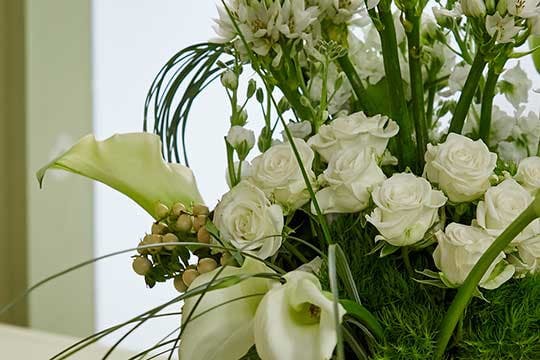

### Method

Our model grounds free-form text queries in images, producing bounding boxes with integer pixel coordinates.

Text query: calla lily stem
[478,66,501,143]
[405,10,428,169]
[448,50,487,134]
[375,0,416,172]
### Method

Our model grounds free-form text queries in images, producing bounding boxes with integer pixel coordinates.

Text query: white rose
[179,258,275,360]
[313,147,386,214]
[475,179,533,237]
[249,138,316,212]
[281,120,312,141]
[366,173,447,247]
[307,111,399,162]
[214,181,284,259]
[514,219,540,274]
[515,156,540,193]
[424,133,497,203]
[254,271,346,360]
[433,223,515,289]
[227,126,255,159]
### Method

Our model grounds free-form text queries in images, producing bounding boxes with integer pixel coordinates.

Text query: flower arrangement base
[329,217,540,360]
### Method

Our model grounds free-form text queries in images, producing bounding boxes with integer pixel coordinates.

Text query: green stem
[406,11,428,169]
[478,66,500,143]
[448,50,487,134]
[376,2,416,171]
[401,247,414,278]
[426,78,436,128]
[336,55,376,115]
[434,199,540,359]
[269,66,313,121]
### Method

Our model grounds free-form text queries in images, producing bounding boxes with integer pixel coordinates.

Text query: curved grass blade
[328,244,345,360]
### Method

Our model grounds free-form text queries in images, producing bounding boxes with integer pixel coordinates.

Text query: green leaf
[340,299,385,341]
[529,36,540,73]
[37,133,204,219]
[380,243,400,257]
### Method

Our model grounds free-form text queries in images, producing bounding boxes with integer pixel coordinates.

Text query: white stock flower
[249,138,316,211]
[179,258,275,360]
[424,133,497,203]
[442,63,471,96]
[486,13,523,44]
[515,156,540,192]
[254,270,346,360]
[513,110,540,156]
[227,126,256,159]
[489,105,515,145]
[475,179,533,237]
[308,64,352,115]
[497,141,528,163]
[314,147,386,214]
[349,32,385,85]
[366,173,447,247]
[433,223,515,289]
[214,181,284,259]
[500,62,532,109]
[460,0,486,17]
[281,120,312,141]
[308,112,399,162]
[507,0,540,18]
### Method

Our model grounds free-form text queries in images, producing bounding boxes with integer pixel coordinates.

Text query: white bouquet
[18,0,540,358]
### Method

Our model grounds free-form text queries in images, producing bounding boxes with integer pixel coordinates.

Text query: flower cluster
[37,0,540,358]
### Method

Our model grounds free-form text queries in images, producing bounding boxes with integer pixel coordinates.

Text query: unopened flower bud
[461,0,486,17]
[193,215,207,231]
[220,70,238,90]
[155,203,170,219]
[146,234,163,254]
[151,222,168,235]
[220,252,235,266]
[192,204,210,216]
[197,258,218,274]
[162,233,179,250]
[176,214,193,232]
[197,227,211,244]
[173,276,188,292]
[182,269,200,287]
[137,239,149,255]
[227,126,255,160]
[132,256,152,275]
[172,202,186,217]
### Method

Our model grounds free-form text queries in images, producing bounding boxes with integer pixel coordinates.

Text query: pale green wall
[25,0,95,336]
[0,0,28,327]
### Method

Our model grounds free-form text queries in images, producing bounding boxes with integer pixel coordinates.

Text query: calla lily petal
[254,271,345,360]
[36,133,204,219]
[179,258,276,360]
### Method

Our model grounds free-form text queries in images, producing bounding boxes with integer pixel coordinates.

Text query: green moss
[328,215,540,360]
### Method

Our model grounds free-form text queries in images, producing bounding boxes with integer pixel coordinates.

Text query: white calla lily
[254,271,345,360]
[37,133,204,219]
[179,257,276,360]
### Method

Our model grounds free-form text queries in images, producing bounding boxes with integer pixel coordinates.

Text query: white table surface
[0,323,137,359]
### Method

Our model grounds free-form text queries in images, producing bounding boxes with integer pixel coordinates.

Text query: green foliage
[327,215,540,360]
